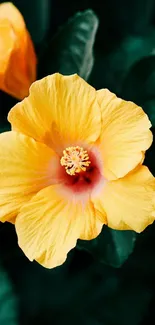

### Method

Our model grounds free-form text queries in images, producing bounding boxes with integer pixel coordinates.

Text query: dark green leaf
[121,55,155,126]
[38,10,99,80]
[77,226,136,268]
[122,56,155,101]
[0,261,18,325]
[0,223,153,325]
[90,28,155,94]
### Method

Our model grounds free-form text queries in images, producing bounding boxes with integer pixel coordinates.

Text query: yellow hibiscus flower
[0,73,154,269]
[0,2,36,99]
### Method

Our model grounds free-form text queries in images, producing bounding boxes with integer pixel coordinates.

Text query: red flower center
[59,147,103,194]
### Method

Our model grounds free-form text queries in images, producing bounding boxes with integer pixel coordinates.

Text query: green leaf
[122,56,155,101]
[121,55,155,126]
[0,223,153,325]
[77,226,136,268]
[38,9,99,80]
[0,261,18,325]
[90,28,155,94]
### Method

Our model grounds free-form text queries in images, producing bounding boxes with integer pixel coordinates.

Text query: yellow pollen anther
[60,146,91,176]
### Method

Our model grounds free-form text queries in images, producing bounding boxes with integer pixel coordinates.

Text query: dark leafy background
[0,0,155,324]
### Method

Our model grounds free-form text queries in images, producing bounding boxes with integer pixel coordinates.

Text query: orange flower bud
[0,2,37,99]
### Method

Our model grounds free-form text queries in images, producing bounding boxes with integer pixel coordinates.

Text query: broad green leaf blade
[0,223,153,325]
[121,55,155,127]
[38,10,99,80]
[77,227,136,268]
[122,56,155,102]
[0,262,18,325]
[90,28,155,94]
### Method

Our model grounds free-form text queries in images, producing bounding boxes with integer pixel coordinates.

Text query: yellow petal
[79,202,104,240]
[92,165,155,232]
[0,19,15,74]
[0,3,36,99]
[15,185,104,268]
[0,131,57,222]
[97,89,152,180]
[3,29,36,99]
[8,74,101,151]
[0,3,25,33]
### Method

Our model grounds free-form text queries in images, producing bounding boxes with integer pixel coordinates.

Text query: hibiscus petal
[97,89,152,180]
[0,19,15,74]
[79,202,104,240]
[15,185,104,268]
[0,3,25,33]
[0,3,36,99]
[0,131,58,222]
[8,73,101,152]
[92,165,155,232]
